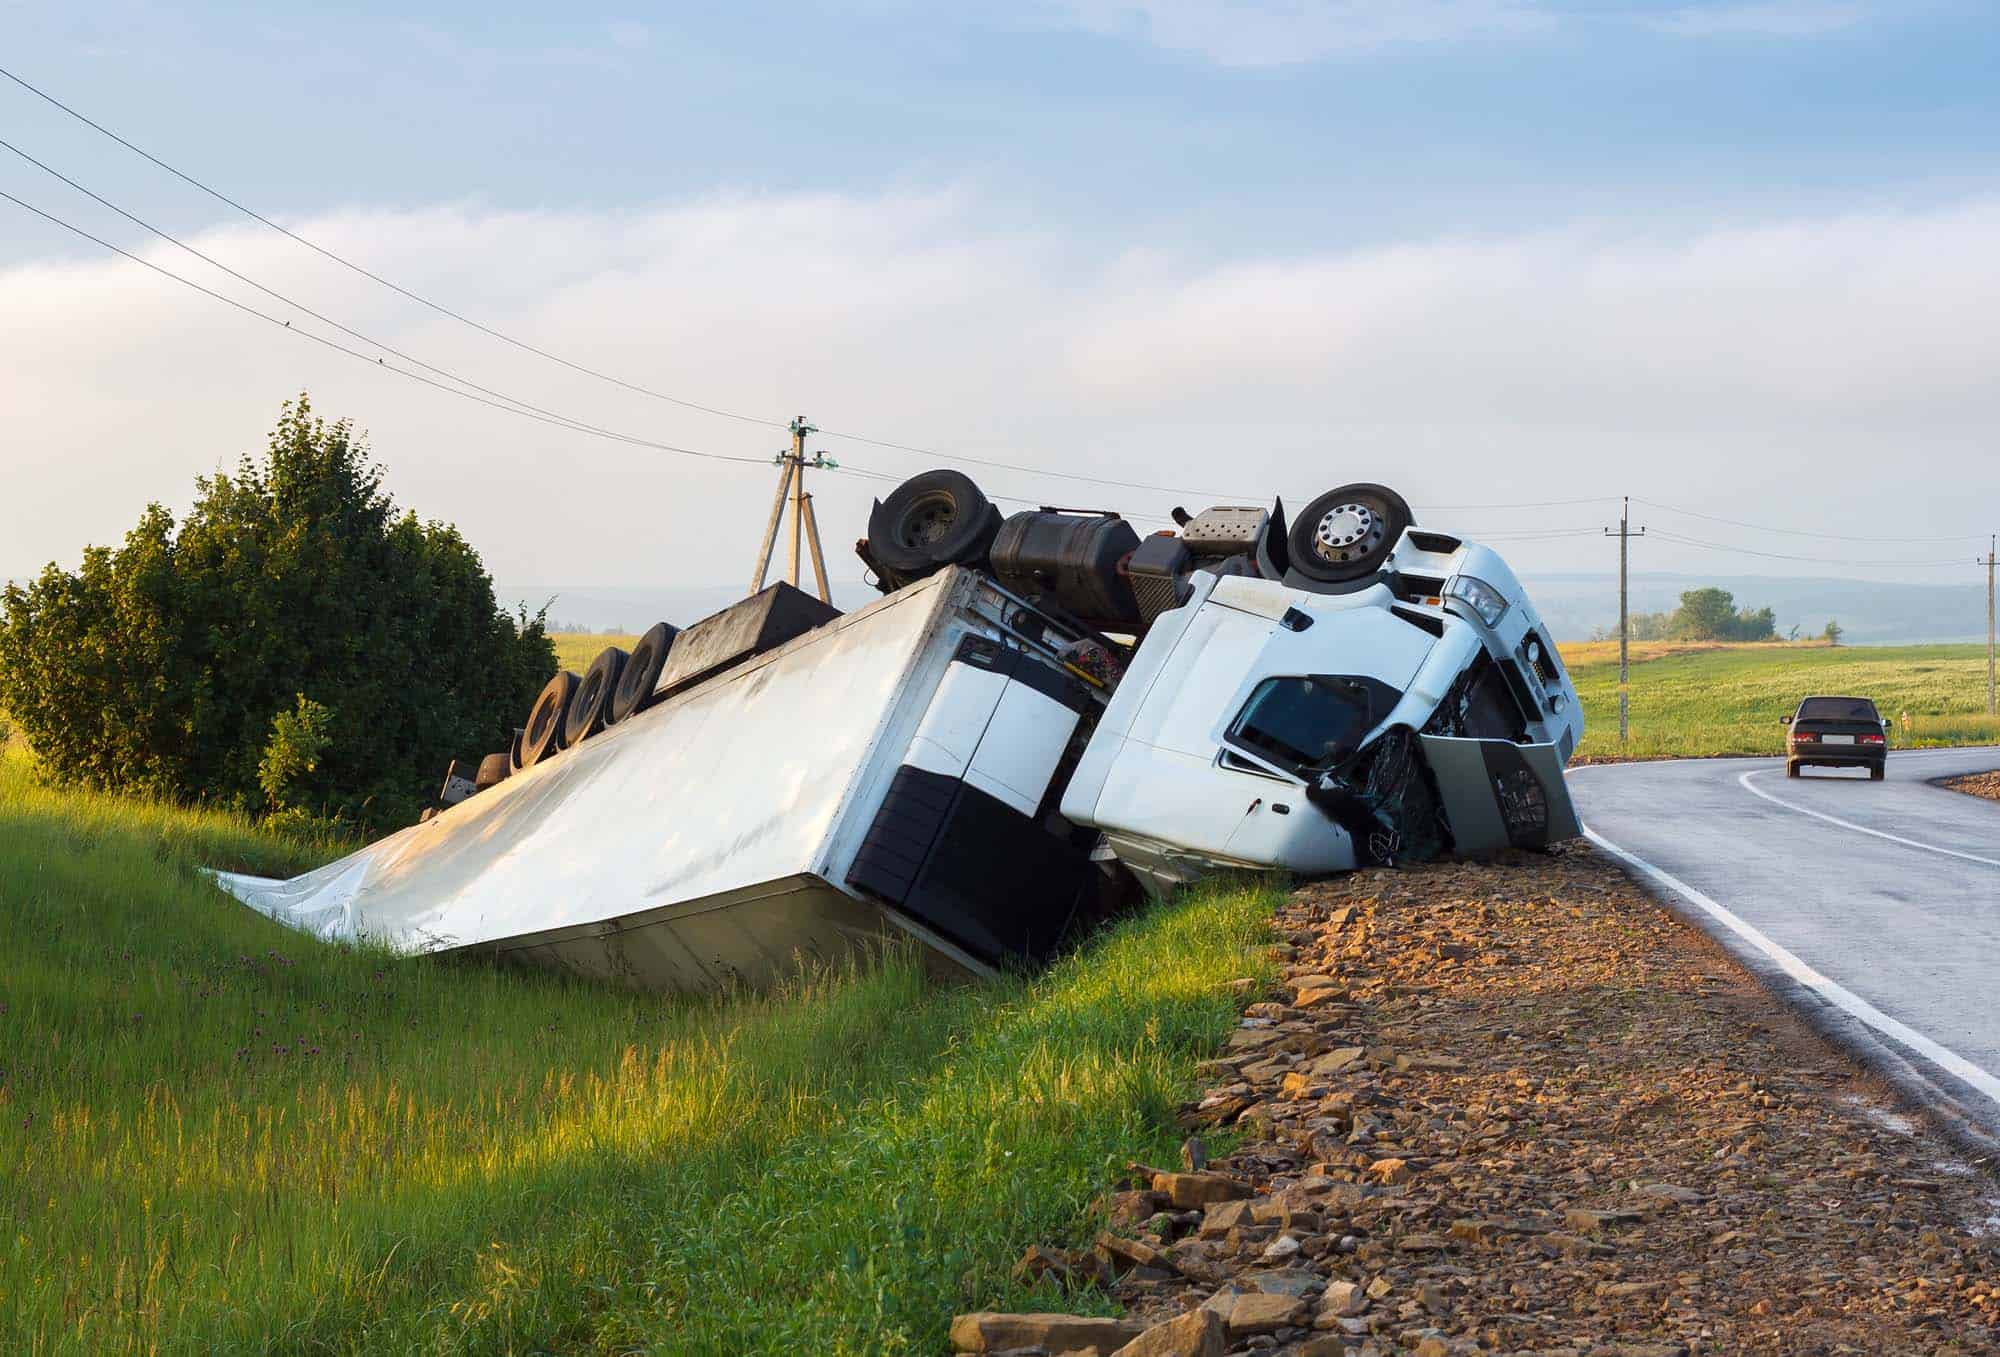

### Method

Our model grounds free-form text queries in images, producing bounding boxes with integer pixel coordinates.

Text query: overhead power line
[0,134,739,451]
[1635,497,1989,544]
[0,63,793,436]
[0,187,775,469]
[0,66,1653,516]
[1646,529,1972,569]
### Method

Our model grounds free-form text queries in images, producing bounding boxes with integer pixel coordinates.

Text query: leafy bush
[258,694,335,810]
[0,396,554,830]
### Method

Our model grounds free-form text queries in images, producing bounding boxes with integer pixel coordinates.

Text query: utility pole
[748,416,836,604]
[1985,534,1996,717]
[1604,498,1646,744]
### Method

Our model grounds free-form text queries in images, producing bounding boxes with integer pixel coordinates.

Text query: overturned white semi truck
[215,476,1583,992]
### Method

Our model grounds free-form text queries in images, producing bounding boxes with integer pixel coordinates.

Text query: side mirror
[1779,715,1791,725]
[1882,718,1891,730]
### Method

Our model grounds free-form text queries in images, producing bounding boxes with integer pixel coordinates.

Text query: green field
[0,745,1277,1354]
[1561,641,2000,760]
[550,633,639,676]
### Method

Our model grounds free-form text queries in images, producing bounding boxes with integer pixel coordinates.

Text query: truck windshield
[1227,676,1382,775]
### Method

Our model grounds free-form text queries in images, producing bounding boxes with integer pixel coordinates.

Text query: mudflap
[1416,735,1582,856]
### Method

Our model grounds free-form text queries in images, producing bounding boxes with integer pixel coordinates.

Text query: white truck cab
[1061,527,1583,896]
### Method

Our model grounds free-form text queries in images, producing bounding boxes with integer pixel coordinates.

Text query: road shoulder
[956,849,2000,1355]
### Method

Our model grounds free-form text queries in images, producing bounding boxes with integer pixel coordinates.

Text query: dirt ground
[961,846,2000,1356]
[1939,770,2000,803]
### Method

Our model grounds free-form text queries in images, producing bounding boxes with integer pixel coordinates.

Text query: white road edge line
[1582,825,2000,1109]
[1737,770,2000,868]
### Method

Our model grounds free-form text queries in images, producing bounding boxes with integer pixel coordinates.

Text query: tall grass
[1560,642,1998,760]
[0,747,1278,1354]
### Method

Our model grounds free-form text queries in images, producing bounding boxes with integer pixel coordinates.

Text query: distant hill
[1520,572,1991,646]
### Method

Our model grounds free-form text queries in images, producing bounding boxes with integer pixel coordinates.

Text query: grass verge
[0,746,1278,1354]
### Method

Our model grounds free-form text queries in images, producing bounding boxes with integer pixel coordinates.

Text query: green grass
[0,746,1278,1354]
[1561,641,2000,760]
[550,633,639,675]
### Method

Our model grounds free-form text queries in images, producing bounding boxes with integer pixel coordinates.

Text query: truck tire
[607,621,678,726]
[518,670,580,770]
[475,752,510,790]
[565,646,628,746]
[1287,483,1414,584]
[866,470,1003,586]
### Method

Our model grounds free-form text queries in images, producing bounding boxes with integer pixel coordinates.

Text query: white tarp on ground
[212,572,990,991]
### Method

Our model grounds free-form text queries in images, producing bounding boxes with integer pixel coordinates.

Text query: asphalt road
[1569,745,2000,1141]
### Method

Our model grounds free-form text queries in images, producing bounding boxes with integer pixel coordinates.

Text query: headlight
[1444,574,1509,627]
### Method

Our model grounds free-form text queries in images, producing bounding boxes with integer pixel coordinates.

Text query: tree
[1671,588,1740,640]
[0,396,555,830]
[1823,619,1844,646]
[1667,588,1777,642]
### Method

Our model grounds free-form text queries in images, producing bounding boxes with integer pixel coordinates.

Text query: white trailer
[216,475,1586,993]
[215,569,1114,992]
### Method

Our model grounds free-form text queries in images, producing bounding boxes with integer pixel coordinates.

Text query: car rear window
[1797,697,1879,721]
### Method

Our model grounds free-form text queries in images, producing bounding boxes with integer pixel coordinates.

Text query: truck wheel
[518,670,580,770]
[1786,759,1800,778]
[565,646,628,746]
[866,470,1003,585]
[475,753,510,790]
[1287,483,1413,584]
[1870,763,1885,781]
[607,621,678,726]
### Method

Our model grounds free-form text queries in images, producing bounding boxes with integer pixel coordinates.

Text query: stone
[1296,1338,1350,1356]
[1012,1244,1073,1286]
[1367,1158,1412,1185]
[1151,1171,1255,1208]
[1631,1182,1704,1205]
[1198,1200,1255,1238]
[948,1312,1146,1353]
[1181,1136,1209,1173]
[1287,974,1339,993]
[1252,1268,1323,1299]
[1565,1207,1646,1234]
[1259,1233,1301,1263]
[1319,1280,1367,1317]
[1109,1307,1225,1357]
[1103,1190,1167,1229]
[1095,1231,1169,1273]
[1231,1291,1307,1335]
[1395,1233,1452,1252]
[1308,1047,1367,1078]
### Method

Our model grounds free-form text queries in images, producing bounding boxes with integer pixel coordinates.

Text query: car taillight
[1792,731,1818,742]
[1861,733,1885,744]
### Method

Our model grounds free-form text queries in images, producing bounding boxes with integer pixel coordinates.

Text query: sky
[3,0,1998,611]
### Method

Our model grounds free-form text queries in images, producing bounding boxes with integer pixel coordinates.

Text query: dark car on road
[1782,695,1889,779]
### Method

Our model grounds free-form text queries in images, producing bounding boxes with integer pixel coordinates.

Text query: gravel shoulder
[1938,770,2000,803]
[955,846,2000,1357]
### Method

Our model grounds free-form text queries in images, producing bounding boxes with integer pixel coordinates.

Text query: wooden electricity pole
[1985,535,1996,717]
[748,416,836,604]
[1604,498,1646,744]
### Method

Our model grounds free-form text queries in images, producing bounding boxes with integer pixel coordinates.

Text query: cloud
[1643,1,1872,37]
[1042,0,1553,64]
[4,189,1996,594]
[1032,0,1884,63]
